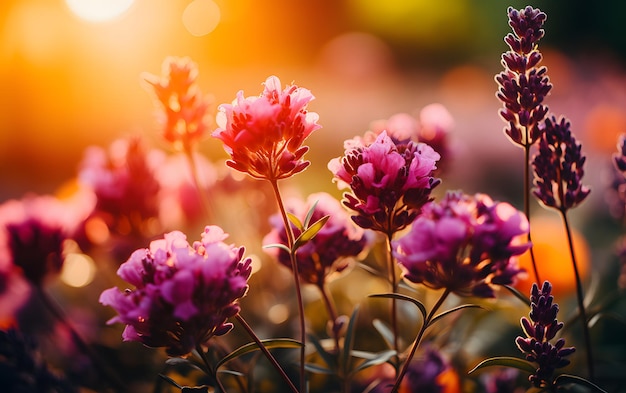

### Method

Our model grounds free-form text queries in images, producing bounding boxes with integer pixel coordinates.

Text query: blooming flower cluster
[328,131,441,234]
[100,226,252,356]
[263,192,369,286]
[516,281,575,388]
[213,76,321,180]
[393,191,530,298]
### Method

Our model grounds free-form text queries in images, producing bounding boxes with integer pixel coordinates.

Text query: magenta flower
[99,226,252,356]
[143,56,213,151]
[393,191,529,298]
[212,76,321,180]
[328,131,440,234]
[263,192,369,285]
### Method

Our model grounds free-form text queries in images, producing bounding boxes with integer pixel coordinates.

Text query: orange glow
[515,215,590,298]
[182,0,221,37]
[65,0,134,23]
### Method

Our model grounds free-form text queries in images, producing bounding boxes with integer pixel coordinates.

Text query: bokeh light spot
[61,253,96,288]
[268,303,289,324]
[65,0,134,23]
[182,0,221,37]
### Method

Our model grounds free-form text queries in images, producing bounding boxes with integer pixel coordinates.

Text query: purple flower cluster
[393,191,529,298]
[532,116,590,211]
[328,131,440,234]
[100,226,252,356]
[516,281,575,388]
[264,192,369,286]
[496,6,552,147]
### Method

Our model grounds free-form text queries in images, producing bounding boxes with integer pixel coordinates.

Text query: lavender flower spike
[532,116,591,211]
[516,281,575,388]
[496,6,552,147]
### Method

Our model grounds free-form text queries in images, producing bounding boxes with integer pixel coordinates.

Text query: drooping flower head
[393,191,529,298]
[532,116,590,211]
[496,6,552,147]
[143,56,213,151]
[515,281,575,388]
[329,131,441,235]
[99,226,252,356]
[263,192,369,286]
[213,76,321,180]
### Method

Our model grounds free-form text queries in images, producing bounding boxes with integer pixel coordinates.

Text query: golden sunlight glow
[65,0,134,23]
[182,0,221,37]
[268,303,289,324]
[61,253,97,288]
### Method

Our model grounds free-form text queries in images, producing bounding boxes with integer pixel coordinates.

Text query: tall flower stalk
[213,75,322,391]
[531,116,593,380]
[496,6,553,284]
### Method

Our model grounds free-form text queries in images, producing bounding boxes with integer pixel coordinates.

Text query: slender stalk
[390,289,451,393]
[559,209,594,381]
[35,287,125,391]
[235,315,300,393]
[269,179,306,392]
[183,143,213,219]
[524,139,541,284]
[195,343,226,393]
[317,282,340,352]
[385,232,400,375]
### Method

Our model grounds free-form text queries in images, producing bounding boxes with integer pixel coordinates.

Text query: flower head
[515,281,575,388]
[143,56,213,151]
[496,6,552,147]
[263,192,369,285]
[532,116,590,211]
[99,226,252,356]
[393,191,529,298]
[213,76,321,180]
[328,131,441,234]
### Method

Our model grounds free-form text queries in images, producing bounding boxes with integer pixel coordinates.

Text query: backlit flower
[213,76,321,180]
[496,6,552,147]
[328,131,440,234]
[516,281,575,388]
[143,56,213,151]
[263,192,369,285]
[532,116,590,211]
[393,191,529,298]
[99,226,252,356]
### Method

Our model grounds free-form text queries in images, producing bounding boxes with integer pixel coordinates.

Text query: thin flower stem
[184,144,213,219]
[235,315,300,393]
[524,139,541,284]
[385,232,400,375]
[390,288,451,393]
[34,287,126,391]
[269,179,306,393]
[559,209,594,381]
[317,283,340,352]
[195,343,226,393]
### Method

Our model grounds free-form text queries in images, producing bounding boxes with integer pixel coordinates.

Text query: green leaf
[181,386,209,392]
[293,215,330,251]
[554,374,608,393]
[304,363,334,375]
[303,199,320,228]
[306,333,336,370]
[263,243,291,254]
[341,305,360,376]
[164,357,204,373]
[467,356,536,375]
[503,284,531,306]
[430,304,485,325]
[286,212,303,231]
[215,338,302,369]
[369,293,428,322]
[349,349,397,376]
[371,319,395,350]
[216,369,244,377]
[158,374,182,389]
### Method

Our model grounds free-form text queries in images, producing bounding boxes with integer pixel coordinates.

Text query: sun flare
[65,0,135,22]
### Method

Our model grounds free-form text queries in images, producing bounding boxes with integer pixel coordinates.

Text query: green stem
[269,179,306,392]
[235,315,299,393]
[317,282,340,353]
[385,232,400,375]
[390,289,451,393]
[524,140,541,284]
[559,209,594,381]
[195,343,226,392]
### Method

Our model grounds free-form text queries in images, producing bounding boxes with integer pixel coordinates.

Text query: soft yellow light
[182,0,221,37]
[61,253,96,288]
[65,0,135,23]
[267,303,289,324]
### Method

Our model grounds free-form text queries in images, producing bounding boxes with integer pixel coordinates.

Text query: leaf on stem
[307,333,337,370]
[263,243,291,254]
[467,356,536,375]
[215,338,302,369]
[341,305,360,376]
[286,212,304,231]
[349,349,397,376]
[303,199,321,228]
[369,293,428,322]
[430,304,485,325]
[293,215,330,251]
[554,374,609,393]
[372,319,395,350]
[503,284,531,306]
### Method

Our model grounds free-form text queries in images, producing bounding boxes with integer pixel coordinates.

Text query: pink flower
[143,56,213,151]
[328,131,440,234]
[393,191,529,298]
[99,226,252,356]
[213,76,321,180]
[263,192,369,285]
